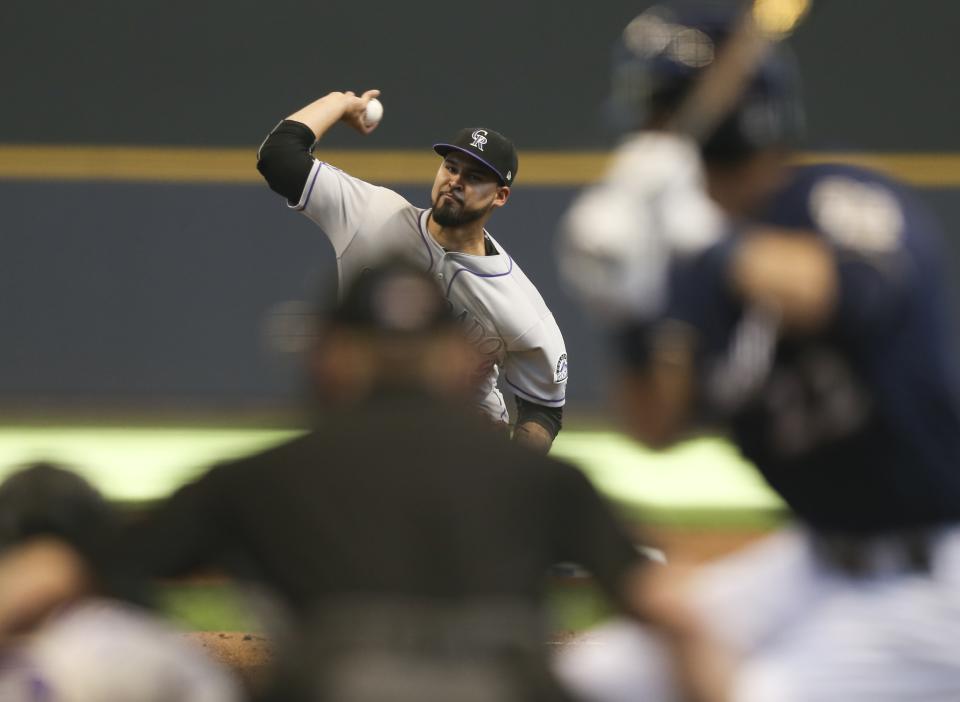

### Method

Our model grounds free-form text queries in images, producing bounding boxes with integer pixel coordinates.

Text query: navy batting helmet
[608,1,805,163]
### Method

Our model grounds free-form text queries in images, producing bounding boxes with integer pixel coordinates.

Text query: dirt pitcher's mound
[181,528,770,688]
[184,631,272,688]
[184,629,595,690]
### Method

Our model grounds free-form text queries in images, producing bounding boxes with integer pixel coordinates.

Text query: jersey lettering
[707,305,780,412]
[450,303,506,385]
[764,348,872,457]
[810,176,903,257]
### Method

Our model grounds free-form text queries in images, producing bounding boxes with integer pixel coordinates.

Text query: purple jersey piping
[293,162,322,212]
[445,255,514,296]
[505,375,566,404]
[416,210,436,270]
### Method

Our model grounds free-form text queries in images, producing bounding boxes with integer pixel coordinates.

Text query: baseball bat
[667,0,813,143]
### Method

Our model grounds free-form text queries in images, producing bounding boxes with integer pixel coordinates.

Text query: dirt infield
[646,524,769,564]
[184,525,770,689]
[184,629,596,691]
[184,632,273,690]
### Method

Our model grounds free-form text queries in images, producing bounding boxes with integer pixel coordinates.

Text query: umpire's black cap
[328,261,455,335]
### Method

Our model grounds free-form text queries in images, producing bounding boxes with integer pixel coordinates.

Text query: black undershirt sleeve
[515,396,563,438]
[256,120,317,204]
[112,465,234,583]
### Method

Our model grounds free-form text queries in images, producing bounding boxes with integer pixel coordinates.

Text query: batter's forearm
[731,229,838,332]
[621,565,733,702]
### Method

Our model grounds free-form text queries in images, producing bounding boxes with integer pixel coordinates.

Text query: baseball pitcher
[257,90,566,453]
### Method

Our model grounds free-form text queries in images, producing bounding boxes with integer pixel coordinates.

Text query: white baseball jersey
[557,525,960,702]
[0,599,242,702]
[290,159,567,422]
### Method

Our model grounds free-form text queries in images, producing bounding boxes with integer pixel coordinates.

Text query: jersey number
[763,348,871,457]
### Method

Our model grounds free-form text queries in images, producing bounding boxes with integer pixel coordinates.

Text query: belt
[811,528,939,576]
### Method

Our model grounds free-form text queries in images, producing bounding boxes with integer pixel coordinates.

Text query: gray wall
[0,181,614,412]
[4,181,960,416]
[2,0,957,149]
[2,0,958,417]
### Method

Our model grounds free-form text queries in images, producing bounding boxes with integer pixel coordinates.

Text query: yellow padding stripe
[0,145,957,187]
[795,152,960,187]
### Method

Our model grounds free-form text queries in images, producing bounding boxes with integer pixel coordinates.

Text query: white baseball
[363,98,384,127]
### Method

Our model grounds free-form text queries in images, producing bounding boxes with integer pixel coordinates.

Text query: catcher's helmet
[608,2,805,163]
[0,463,113,554]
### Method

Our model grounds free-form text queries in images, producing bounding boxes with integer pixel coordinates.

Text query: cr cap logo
[470,129,489,151]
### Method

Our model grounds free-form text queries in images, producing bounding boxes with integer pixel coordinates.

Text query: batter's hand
[558,133,727,324]
[339,89,381,135]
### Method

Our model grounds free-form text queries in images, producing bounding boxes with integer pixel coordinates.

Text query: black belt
[811,528,939,576]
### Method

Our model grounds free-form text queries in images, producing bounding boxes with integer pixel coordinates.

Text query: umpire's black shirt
[119,391,641,615]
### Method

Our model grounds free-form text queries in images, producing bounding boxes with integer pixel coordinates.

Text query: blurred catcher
[0,463,241,702]
[257,90,567,453]
[557,2,960,700]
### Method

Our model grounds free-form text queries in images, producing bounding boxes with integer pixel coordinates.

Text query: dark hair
[0,463,144,601]
[0,463,113,553]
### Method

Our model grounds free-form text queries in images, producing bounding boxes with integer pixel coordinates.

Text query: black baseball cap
[327,261,455,335]
[433,127,518,186]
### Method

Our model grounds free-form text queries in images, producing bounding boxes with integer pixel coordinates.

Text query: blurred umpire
[113,261,706,702]
[558,2,960,701]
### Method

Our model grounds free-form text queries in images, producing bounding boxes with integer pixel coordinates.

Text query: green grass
[546,580,617,633]
[158,578,617,633]
[0,425,783,524]
[159,581,263,632]
[0,424,782,632]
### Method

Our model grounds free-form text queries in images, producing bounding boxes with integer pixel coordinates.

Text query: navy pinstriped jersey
[644,164,960,531]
